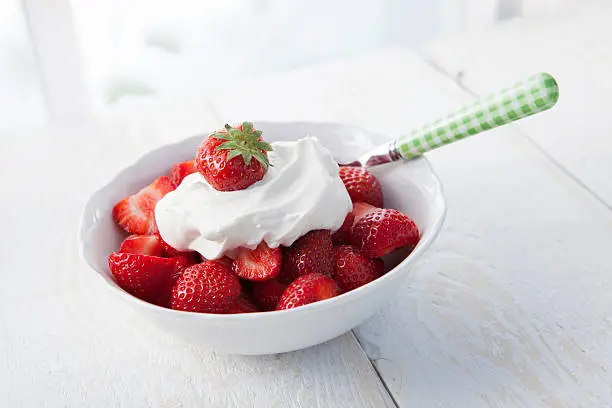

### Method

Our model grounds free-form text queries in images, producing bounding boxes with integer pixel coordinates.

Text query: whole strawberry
[333,245,384,291]
[281,230,334,283]
[195,122,272,191]
[351,208,420,259]
[170,260,241,313]
[276,273,341,310]
[108,252,175,304]
[338,166,383,207]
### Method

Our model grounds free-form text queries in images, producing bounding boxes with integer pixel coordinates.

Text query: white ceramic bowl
[79,122,446,355]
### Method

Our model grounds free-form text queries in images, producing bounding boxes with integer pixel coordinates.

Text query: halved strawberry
[108,252,175,304]
[251,279,287,311]
[232,242,281,282]
[170,260,241,313]
[225,295,259,314]
[281,230,334,283]
[112,176,175,235]
[339,166,383,207]
[331,211,355,245]
[351,208,420,259]
[195,122,272,191]
[276,273,341,310]
[169,160,196,187]
[119,235,164,256]
[333,245,384,291]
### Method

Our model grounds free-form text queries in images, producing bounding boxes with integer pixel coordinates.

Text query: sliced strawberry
[169,160,196,187]
[108,252,175,304]
[339,166,383,207]
[195,122,272,191]
[276,273,341,310]
[112,176,175,235]
[119,235,164,256]
[170,260,241,313]
[281,230,334,283]
[331,211,355,245]
[232,242,281,282]
[351,208,420,259]
[225,295,259,314]
[251,279,287,311]
[333,245,384,291]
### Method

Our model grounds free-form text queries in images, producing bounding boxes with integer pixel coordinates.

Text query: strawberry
[108,252,175,304]
[169,160,197,186]
[225,295,259,314]
[338,166,383,207]
[331,211,355,245]
[276,273,341,310]
[211,256,233,269]
[112,176,175,235]
[352,201,377,224]
[281,230,334,283]
[333,245,384,291]
[232,242,281,282]
[251,279,287,311]
[195,122,272,191]
[171,253,200,281]
[351,208,420,259]
[118,234,164,256]
[170,260,241,313]
[154,230,200,263]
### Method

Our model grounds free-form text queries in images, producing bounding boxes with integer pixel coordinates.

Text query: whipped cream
[155,137,352,259]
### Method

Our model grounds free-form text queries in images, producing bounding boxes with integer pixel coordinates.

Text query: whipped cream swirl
[155,137,352,259]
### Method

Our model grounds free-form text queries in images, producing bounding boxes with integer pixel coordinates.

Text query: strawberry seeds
[108,121,420,314]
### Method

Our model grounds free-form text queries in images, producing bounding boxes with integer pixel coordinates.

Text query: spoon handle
[395,72,559,160]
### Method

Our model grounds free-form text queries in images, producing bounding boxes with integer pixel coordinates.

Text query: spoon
[343,72,559,168]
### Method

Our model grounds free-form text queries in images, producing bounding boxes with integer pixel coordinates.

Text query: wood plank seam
[416,52,612,215]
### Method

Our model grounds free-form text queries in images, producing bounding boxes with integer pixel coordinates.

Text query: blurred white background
[0,0,561,133]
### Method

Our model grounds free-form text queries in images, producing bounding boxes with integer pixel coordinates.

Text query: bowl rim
[78,120,447,321]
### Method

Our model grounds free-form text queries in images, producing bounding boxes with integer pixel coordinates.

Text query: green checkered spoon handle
[354,72,559,167]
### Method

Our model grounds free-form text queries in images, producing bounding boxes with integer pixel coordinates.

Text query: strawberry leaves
[211,122,273,169]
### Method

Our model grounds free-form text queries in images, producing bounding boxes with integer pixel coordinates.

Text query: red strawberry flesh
[119,235,164,256]
[170,160,197,187]
[232,242,281,282]
[112,176,174,235]
[108,252,175,304]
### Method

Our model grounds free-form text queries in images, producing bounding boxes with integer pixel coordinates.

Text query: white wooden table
[2,17,612,406]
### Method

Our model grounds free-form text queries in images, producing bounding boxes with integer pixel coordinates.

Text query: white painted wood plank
[423,0,612,209]
[206,47,612,406]
[0,102,393,407]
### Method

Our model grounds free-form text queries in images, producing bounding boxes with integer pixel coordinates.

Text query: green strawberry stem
[212,122,273,168]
